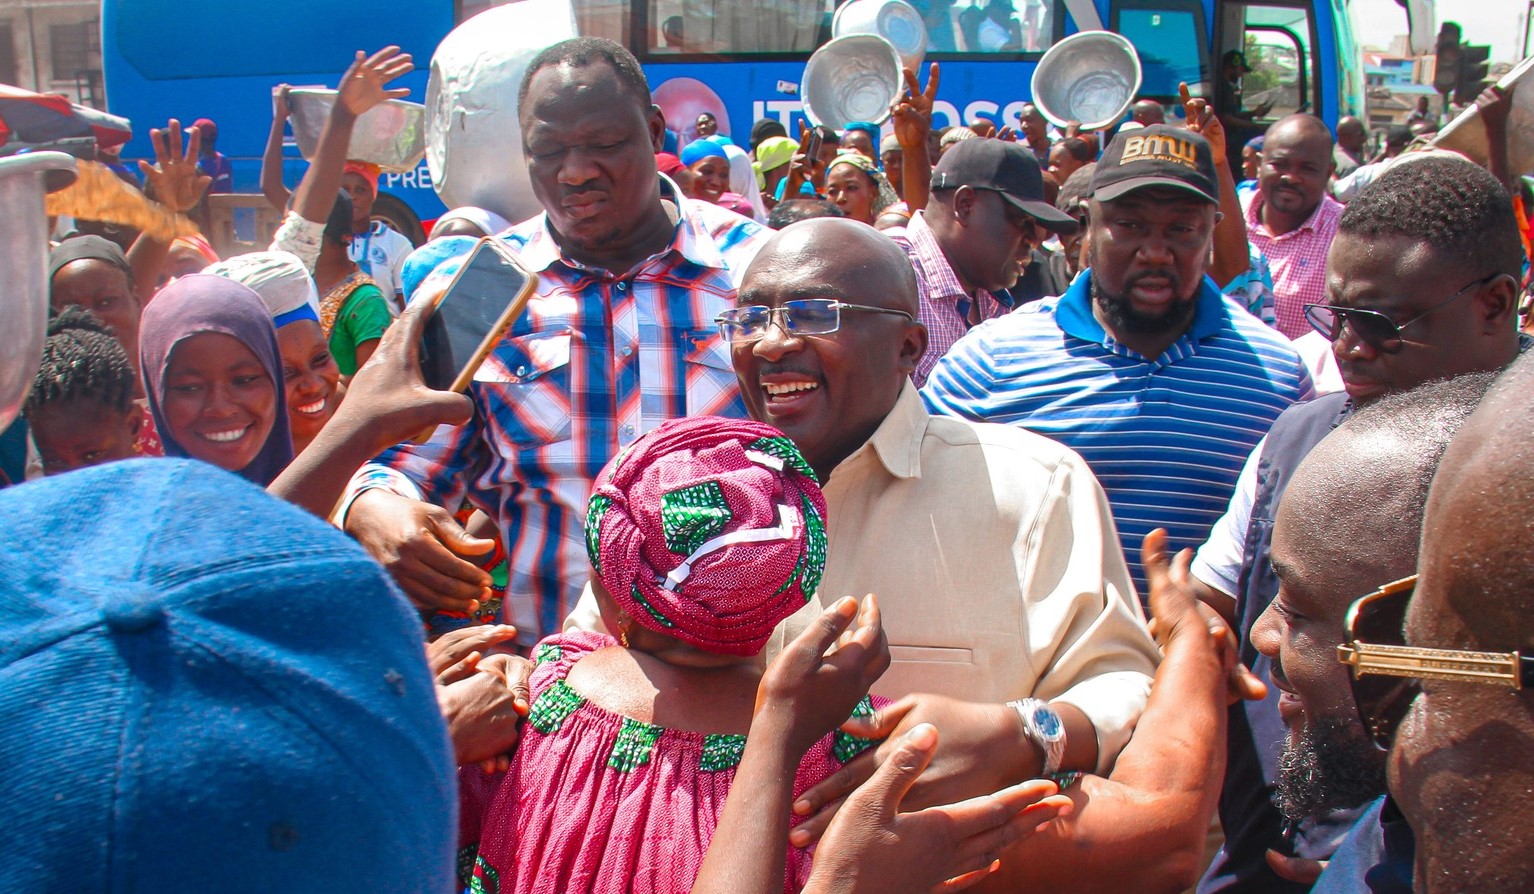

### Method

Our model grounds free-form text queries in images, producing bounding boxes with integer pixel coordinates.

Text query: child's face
[160,332,278,472]
[30,400,140,476]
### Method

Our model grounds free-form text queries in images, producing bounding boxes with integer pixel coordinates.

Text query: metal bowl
[288,89,427,174]
[833,0,928,73]
[1030,30,1143,131]
[0,151,76,430]
[1433,54,1534,177]
[802,34,903,130]
[426,0,579,224]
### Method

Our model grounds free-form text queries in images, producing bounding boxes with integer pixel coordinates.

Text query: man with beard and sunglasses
[1249,373,1494,894]
[922,125,1311,600]
[1187,153,1529,894]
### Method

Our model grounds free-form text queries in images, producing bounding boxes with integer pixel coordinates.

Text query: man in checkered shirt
[885,139,1080,385]
[1245,115,1344,339]
[340,39,769,643]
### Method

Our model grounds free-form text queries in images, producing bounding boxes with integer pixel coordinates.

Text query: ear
[951,186,979,226]
[1477,273,1518,333]
[125,407,144,438]
[648,105,667,153]
[897,320,929,375]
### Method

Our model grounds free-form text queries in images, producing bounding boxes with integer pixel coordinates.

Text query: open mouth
[759,375,823,416]
[199,425,251,444]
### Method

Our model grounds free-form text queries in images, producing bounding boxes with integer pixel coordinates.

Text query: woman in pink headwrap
[463,416,885,894]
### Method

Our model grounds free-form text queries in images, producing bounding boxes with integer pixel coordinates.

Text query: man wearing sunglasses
[1189,154,1528,894]
[1248,375,1492,893]
[1381,351,1534,891]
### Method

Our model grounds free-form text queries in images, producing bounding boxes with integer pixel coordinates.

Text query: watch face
[1032,707,1063,739]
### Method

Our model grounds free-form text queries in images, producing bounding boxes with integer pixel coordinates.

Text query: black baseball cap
[1090,125,1221,205]
[930,139,1080,234]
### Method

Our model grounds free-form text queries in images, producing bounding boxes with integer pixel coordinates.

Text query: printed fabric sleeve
[1190,436,1265,598]
[268,210,325,273]
[1017,448,1160,775]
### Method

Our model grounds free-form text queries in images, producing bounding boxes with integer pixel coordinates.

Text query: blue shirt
[1311,797,1414,894]
[921,270,1313,597]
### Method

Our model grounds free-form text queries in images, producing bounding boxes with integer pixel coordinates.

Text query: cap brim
[997,194,1082,234]
[1092,176,1218,205]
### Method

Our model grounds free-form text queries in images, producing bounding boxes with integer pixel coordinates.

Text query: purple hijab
[138,274,293,485]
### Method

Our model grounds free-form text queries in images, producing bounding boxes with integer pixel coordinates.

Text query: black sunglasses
[1302,274,1498,353]
[1337,574,1534,750]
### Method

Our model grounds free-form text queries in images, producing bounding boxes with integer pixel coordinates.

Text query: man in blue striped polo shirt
[922,125,1312,597]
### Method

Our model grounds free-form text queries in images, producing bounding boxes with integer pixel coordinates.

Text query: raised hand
[1179,82,1227,163]
[272,84,292,122]
[137,118,211,214]
[1142,528,1265,703]
[891,62,941,149]
[336,46,413,119]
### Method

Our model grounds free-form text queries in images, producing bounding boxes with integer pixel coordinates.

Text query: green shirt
[328,282,392,375]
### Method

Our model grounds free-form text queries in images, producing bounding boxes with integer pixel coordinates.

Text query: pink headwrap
[343,160,381,197]
[586,416,828,656]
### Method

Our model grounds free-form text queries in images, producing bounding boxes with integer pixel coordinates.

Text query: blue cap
[0,459,456,892]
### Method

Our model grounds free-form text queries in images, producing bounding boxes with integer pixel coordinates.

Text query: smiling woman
[139,274,294,485]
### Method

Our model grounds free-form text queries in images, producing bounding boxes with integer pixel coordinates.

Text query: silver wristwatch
[1008,698,1066,775]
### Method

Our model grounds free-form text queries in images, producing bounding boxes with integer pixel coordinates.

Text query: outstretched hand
[336,46,413,119]
[1142,528,1265,703]
[757,595,890,758]
[1179,82,1227,163]
[805,724,1074,894]
[137,118,211,214]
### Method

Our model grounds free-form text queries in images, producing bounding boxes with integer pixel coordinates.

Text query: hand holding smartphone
[418,237,538,394]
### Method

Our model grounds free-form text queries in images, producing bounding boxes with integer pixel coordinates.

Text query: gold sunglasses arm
[1337,641,1528,690]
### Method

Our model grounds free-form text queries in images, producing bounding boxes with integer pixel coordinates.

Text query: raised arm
[262,84,294,212]
[290,47,412,225]
[892,63,940,213]
[1183,83,1248,288]
[129,119,212,296]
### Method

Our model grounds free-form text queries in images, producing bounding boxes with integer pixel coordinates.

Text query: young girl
[464,416,882,893]
[24,306,143,476]
[138,274,294,485]
[207,251,344,455]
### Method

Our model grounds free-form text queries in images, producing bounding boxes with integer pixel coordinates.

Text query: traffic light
[1455,44,1492,105]
[1434,22,1461,93]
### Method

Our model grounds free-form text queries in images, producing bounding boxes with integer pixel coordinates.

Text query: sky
[1350,0,1527,64]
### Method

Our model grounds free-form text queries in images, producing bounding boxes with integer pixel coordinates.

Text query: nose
[1250,601,1282,661]
[1332,317,1380,365]
[202,382,240,419]
[751,312,805,363]
[1135,231,1175,267]
[557,147,600,187]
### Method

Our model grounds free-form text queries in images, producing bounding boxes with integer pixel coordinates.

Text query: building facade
[0,0,102,107]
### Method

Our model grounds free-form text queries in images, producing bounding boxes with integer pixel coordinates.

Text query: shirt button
[616,281,627,291]
[516,365,528,377]
[621,345,633,357]
[621,424,635,437]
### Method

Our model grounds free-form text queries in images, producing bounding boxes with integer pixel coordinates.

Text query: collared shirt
[1311,797,1414,894]
[567,382,1161,772]
[348,220,414,301]
[921,270,1314,598]
[346,183,769,642]
[1247,192,1345,339]
[886,211,1007,386]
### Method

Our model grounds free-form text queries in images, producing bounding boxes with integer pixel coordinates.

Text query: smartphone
[417,237,537,393]
[804,128,824,168]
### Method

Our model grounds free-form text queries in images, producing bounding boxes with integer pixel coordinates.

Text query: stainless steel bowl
[0,151,76,430]
[426,0,579,224]
[802,34,903,130]
[833,0,928,73]
[1030,30,1143,131]
[288,89,427,174]
[1433,54,1534,177]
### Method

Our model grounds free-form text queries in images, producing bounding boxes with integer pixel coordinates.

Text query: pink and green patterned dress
[460,630,881,894]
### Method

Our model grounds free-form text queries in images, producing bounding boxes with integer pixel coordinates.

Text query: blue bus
[102,0,1390,242]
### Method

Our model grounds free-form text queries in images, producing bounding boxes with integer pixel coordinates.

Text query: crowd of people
[3,29,1533,894]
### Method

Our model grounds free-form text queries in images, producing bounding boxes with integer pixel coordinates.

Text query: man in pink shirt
[1246,115,1343,339]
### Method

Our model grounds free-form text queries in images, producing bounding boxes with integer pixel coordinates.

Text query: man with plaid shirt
[1246,114,1343,339]
[886,139,1080,385]
[341,39,768,642]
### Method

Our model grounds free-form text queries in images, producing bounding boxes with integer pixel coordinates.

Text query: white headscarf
[204,251,321,328]
[722,144,768,224]
[433,206,513,238]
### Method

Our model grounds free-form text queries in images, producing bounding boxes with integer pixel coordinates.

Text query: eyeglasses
[1302,275,1496,353]
[715,299,915,342]
[1336,574,1534,750]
